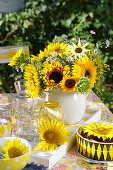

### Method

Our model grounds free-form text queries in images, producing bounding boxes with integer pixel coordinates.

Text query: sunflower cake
[76,122,113,161]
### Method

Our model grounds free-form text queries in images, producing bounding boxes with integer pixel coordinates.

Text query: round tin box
[76,122,113,161]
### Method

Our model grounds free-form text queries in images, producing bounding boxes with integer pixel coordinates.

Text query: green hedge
[0,0,113,111]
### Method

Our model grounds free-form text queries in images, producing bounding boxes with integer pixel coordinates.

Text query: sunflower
[31,55,38,62]
[60,75,78,92]
[46,42,70,57]
[33,119,69,151]
[24,64,40,99]
[76,56,97,87]
[68,39,90,59]
[2,138,29,159]
[79,122,113,141]
[38,48,49,60]
[72,63,85,79]
[42,61,65,90]
[63,65,70,76]
[8,49,23,66]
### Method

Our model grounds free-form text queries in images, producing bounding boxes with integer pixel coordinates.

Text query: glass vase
[39,101,64,123]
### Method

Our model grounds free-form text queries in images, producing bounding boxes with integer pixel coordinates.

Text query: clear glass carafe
[12,80,40,147]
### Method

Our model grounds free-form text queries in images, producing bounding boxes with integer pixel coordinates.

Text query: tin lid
[38,101,60,107]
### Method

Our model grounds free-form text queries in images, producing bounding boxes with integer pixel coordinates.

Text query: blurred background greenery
[0,0,113,112]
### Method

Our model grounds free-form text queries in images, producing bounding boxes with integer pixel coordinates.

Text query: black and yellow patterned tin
[76,122,113,161]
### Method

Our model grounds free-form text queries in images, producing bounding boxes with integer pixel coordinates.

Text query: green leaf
[23,20,31,28]
[0,20,3,26]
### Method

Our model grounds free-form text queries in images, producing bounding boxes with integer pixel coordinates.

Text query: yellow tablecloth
[0,92,113,169]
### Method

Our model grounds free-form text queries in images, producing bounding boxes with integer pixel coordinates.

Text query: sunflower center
[65,79,75,88]
[55,47,60,52]
[49,132,55,139]
[85,70,90,77]
[8,147,23,158]
[75,47,82,53]
[49,71,63,84]
[95,128,111,135]
[44,131,58,143]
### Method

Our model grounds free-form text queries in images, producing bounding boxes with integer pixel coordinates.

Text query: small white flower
[66,56,74,62]
[90,30,96,35]
[94,49,98,56]
[106,39,110,47]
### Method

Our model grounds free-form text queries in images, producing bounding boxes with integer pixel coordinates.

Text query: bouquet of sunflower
[9,34,110,99]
